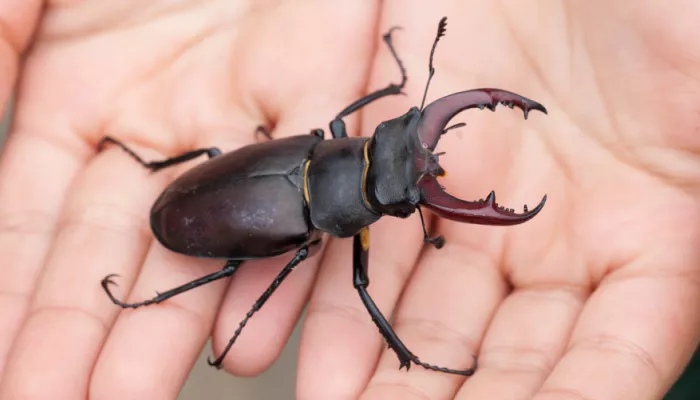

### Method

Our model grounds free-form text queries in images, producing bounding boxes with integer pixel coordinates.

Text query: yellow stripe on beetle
[302,160,311,204]
[359,227,370,251]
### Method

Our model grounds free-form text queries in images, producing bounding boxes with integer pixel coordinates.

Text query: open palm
[0,1,698,400]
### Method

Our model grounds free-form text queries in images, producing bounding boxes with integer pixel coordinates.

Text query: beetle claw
[102,273,121,288]
[384,25,404,37]
[416,88,547,151]
[425,235,445,249]
[207,356,223,370]
[418,176,547,226]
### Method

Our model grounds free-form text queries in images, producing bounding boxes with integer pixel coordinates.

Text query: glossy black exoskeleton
[99,17,548,376]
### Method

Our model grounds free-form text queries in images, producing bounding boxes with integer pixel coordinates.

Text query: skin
[0,1,698,399]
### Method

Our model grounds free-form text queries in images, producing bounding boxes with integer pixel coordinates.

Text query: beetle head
[364,108,424,219]
[365,17,548,226]
[414,88,548,225]
[365,91,547,224]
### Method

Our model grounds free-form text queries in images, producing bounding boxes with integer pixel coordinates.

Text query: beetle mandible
[98,16,548,376]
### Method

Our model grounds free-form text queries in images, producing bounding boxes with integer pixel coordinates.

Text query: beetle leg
[255,126,324,141]
[352,227,477,376]
[417,207,445,249]
[97,136,222,172]
[207,246,311,369]
[101,260,243,309]
[254,125,273,141]
[330,26,407,139]
[310,128,325,139]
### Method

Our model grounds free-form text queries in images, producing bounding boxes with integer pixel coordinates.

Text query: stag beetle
[99,17,548,376]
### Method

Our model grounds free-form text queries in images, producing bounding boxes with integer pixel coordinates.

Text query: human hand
[0,1,381,398]
[294,2,700,400]
[2,1,698,399]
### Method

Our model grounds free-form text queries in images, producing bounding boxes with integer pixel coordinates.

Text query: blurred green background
[665,348,699,400]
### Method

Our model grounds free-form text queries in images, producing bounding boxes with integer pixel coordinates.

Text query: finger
[455,287,585,400]
[209,0,381,376]
[0,3,72,378]
[532,258,700,400]
[0,140,166,398]
[87,141,238,399]
[0,0,43,110]
[0,131,93,376]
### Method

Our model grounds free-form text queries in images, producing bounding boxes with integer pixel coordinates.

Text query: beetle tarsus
[98,136,222,172]
[101,274,156,309]
[411,354,478,376]
[417,207,445,249]
[425,235,445,249]
[383,25,403,38]
[208,248,309,369]
[100,260,242,309]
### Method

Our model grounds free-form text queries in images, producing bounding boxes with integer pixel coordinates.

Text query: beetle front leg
[417,207,446,249]
[98,136,222,172]
[330,27,407,139]
[352,227,478,376]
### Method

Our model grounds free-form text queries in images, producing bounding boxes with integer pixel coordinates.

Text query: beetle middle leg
[255,125,324,142]
[352,226,478,376]
[97,136,222,172]
[101,259,243,309]
[329,26,407,139]
[207,245,312,369]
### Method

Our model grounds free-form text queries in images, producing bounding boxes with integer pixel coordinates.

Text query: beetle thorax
[365,108,425,218]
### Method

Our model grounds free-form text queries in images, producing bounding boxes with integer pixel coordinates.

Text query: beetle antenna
[420,16,448,112]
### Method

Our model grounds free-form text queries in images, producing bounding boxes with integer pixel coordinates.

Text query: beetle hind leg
[207,246,311,369]
[97,136,222,172]
[352,227,478,376]
[101,260,242,309]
